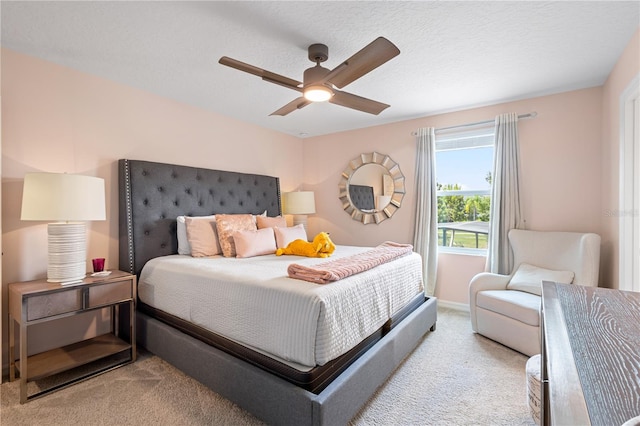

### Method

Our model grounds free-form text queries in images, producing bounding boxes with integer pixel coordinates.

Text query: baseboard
[437,300,470,312]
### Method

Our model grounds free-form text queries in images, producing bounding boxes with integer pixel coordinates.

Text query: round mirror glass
[339,152,405,224]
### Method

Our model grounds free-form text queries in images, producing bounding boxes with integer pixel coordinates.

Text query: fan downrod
[308,43,328,63]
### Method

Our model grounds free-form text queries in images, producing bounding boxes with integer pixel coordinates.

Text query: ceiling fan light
[304,85,333,102]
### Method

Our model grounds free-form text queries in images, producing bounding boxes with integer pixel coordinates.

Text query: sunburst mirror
[338,152,405,224]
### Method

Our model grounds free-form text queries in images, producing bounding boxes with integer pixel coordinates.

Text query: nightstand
[8,270,136,403]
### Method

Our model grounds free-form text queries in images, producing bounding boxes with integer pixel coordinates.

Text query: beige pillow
[507,263,575,296]
[273,224,307,249]
[216,214,257,257]
[234,227,277,258]
[256,215,287,229]
[185,216,221,257]
[178,215,216,255]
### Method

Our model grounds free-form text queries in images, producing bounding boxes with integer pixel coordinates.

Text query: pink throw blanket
[287,241,414,284]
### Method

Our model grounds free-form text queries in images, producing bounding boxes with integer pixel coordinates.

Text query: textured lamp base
[291,215,309,233]
[47,222,87,283]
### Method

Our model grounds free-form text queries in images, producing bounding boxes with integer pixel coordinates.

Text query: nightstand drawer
[88,280,132,307]
[27,290,82,321]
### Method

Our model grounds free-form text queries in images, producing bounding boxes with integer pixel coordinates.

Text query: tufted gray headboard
[348,184,375,210]
[118,159,281,277]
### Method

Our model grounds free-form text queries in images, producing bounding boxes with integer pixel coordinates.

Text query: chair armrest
[470,272,512,293]
[469,272,512,331]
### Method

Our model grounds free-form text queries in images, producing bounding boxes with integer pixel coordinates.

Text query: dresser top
[9,270,134,296]
[542,282,640,426]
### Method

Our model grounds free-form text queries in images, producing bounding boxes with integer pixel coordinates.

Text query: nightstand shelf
[9,270,136,403]
[17,334,131,381]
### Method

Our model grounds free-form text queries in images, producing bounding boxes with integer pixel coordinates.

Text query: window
[436,126,494,253]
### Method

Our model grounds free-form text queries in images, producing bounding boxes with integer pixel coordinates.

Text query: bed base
[138,291,426,393]
[137,296,437,425]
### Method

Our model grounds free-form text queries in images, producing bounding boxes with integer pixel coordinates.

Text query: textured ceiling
[2,1,639,138]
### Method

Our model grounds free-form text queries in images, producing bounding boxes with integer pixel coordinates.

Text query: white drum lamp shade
[21,173,106,283]
[282,191,316,231]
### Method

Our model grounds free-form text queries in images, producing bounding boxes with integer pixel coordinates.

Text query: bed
[118,159,437,425]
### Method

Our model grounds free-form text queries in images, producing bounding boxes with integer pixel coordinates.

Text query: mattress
[138,245,424,370]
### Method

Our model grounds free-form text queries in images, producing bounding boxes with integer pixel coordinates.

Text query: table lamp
[21,172,106,283]
[282,191,316,231]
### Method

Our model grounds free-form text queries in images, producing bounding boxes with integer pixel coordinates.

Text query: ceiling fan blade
[327,37,400,89]
[270,97,312,116]
[329,90,390,115]
[219,56,302,91]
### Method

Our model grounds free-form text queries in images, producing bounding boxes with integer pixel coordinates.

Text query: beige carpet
[1,308,536,425]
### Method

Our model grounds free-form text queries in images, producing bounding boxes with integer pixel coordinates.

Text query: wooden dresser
[541,281,640,425]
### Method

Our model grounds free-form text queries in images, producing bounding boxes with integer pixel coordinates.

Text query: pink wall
[601,28,640,287]
[2,48,303,284]
[436,253,487,307]
[1,48,303,364]
[304,87,604,305]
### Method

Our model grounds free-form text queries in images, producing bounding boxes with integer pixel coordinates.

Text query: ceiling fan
[219,37,400,116]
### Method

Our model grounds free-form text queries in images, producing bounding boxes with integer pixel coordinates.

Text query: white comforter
[138,245,424,370]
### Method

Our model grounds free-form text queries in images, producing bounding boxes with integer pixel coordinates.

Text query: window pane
[437,227,489,249]
[435,144,493,250]
[437,195,490,249]
[436,146,493,192]
[437,194,491,223]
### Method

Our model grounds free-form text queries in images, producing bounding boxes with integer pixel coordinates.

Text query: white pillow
[176,215,216,255]
[273,224,307,249]
[507,263,575,296]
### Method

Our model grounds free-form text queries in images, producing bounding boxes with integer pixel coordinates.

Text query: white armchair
[469,229,601,356]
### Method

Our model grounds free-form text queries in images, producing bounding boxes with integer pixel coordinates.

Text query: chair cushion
[476,290,540,326]
[507,263,574,296]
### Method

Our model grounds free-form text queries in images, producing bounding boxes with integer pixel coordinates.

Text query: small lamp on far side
[282,191,316,231]
[21,172,106,284]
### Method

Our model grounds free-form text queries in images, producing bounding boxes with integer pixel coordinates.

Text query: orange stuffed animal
[275,232,336,258]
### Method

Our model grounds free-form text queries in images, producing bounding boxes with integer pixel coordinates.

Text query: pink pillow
[274,224,307,248]
[215,214,257,257]
[256,215,287,229]
[234,227,277,258]
[185,216,221,257]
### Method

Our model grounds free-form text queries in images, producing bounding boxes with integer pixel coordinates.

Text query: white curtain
[413,127,438,296]
[487,113,524,274]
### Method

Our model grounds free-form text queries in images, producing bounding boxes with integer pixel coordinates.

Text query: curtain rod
[411,112,537,136]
